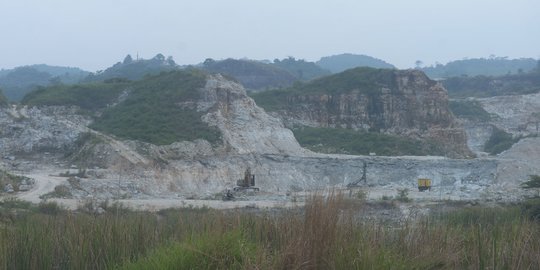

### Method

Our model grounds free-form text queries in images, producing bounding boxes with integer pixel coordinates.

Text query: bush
[120,230,258,269]
[484,127,519,155]
[292,127,444,156]
[396,188,411,202]
[0,88,8,106]
[21,82,127,110]
[449,99,492,121]
[37,201,64,215]
[90,70,222,145]
[522,198,540,221]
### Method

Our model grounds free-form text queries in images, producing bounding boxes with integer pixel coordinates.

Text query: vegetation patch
[443,71,540,98]
[0,195,539,269]
[272,57,330,81]
[83,54,177,82]
[90,70,221,145]
[316,53,395,73]
[21,81,128,110]
[0,88,8,106]
[484,127,520,155]
[251,67,397,111]
[449,99,492,121]
[120,230,258,270]
[292,126,445,156]
[202,58,298,90]
[0,170,31,193]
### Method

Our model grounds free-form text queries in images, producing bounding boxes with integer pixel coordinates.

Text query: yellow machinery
[417,178,431,191]
[234,167,259,191]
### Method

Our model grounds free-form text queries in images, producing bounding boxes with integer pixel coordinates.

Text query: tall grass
[0,196,539,269]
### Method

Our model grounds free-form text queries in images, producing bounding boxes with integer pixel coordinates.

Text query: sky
[1,0,539,72]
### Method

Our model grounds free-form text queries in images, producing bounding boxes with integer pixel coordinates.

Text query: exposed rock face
[0,105,89,155]
[457,92,540,156]
[198,74,309,155]
[478,92,540,136]
[4,73,532,204]
[271,70,472,157]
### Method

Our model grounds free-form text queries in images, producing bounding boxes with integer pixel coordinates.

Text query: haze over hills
[2,53,539,101]
[422,57,538,79]
[0,65,89,101]
[443,68,540,98]
[316,53,395,73]
[83,54,178,83]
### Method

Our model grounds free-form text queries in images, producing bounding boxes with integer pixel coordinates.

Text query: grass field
[0,195,539,269]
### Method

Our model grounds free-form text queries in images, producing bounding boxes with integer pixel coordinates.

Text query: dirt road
[15,172,67,204]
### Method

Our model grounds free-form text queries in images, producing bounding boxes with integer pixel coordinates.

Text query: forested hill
[0,65,89,101]
[201,58,298,90]
[83,54,178,82]
[316,53,395,73]
[422,57,538,78]
[443,69,540,98]
[22,69,220,145]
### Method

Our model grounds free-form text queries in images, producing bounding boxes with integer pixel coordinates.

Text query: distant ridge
[422,57,538,78]
[316,53,395,73]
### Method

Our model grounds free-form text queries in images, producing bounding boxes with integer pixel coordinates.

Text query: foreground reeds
[0,194,539,269]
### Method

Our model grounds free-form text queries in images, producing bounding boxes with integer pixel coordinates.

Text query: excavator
[223,167,259,201]
[234,167,259,191]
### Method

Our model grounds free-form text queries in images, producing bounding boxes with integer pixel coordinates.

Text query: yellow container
[417,178,431,191]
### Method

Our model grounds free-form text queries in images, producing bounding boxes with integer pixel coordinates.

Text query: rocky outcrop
[478,92,540,136]
[0,105,89,155]
[198,74,309,156]
[456,92,540,156]
[269,69,472,157]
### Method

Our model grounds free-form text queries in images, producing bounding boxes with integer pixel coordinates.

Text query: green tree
[522,175,540,197]
[123,54,133,64]
[0,88,8,106]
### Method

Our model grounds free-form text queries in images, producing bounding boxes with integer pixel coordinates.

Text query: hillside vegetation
[0,89,7,106]
[90,70,221,145]
[202,58,297,90]
[484,127,520,155]
[84,54,178,82]
[449,100,492,121]
[293,127,444,156]
[23,70,221,145]
[22,81,128,111]
[316,53,395,73]
[251,67,396,111]
[443,71,540,98]
[271,57,330,81]
[0,65,89,101]
[423,57,538,78]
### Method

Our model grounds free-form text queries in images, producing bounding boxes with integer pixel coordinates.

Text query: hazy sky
[1,0,539,71]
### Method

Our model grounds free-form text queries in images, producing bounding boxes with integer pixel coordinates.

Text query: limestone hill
[252,67,472,158]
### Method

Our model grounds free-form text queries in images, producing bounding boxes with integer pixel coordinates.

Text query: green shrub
[90,70,221,145]
[396,188,411,202]
[0,88,8,106]
[521,198,540,221]
[0,198,32,210]
[120,230,258,270]
[484,127,519,155]
[449,99,491,121]
[37,201,65,215]
[251,67,397,111]
[21,82,127,110]
[292,126,444,156]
